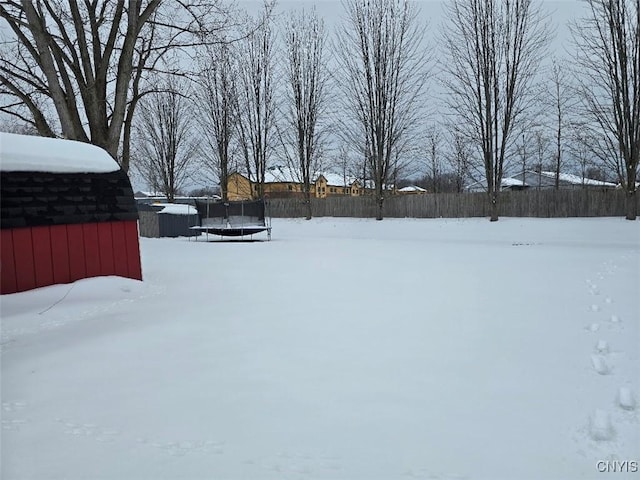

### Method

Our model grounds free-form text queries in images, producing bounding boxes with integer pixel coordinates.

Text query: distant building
[465,177,529,192]
[226,166,369,200]
[397,185,428,194]
[466,171,617,192]
[510,171,617,189]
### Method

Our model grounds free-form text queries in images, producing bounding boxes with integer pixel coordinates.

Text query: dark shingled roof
[1,169,138,229]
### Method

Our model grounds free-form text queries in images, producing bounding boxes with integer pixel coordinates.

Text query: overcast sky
[239,0,585,55]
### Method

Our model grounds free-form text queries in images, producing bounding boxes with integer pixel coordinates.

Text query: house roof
[465,176,527,191]
[1,169,138,229]
[230,166,398,189]
[398,185,428,192]
[236,166,360,187]
[1,133,137,229]
[0,132,119,173]
[539,171,617,187]
[468,171,617,191]
[501,178,528,187]
[154,203,198,215]
[318,172,359,187]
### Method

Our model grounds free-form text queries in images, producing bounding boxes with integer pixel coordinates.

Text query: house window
[288,185,292,191]
[347,188,351,194]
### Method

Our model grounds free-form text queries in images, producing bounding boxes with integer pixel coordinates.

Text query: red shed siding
[66,224,87,282]
[83,223,101,278]
[1,230,17,294]
[123,221,143,279]
[110,222,129,278]
[12,228,36,293]
[50,225,71,285]
[0,220,142,295]
[32,226,55,288]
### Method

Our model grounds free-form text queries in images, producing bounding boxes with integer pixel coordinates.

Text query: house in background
[509,171,617,189]
[226,166,365,200]
[465,177,529,192]
[227,172,254,200]
[315,173,362,198]
[397,185,428,194]
[466,170,617,192]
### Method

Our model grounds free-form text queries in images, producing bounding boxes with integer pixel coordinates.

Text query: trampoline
[191,199,272,241]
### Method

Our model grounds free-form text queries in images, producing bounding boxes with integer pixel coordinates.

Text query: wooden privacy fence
[267,189,636,219]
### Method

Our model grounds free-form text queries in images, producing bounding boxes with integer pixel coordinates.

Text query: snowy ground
[1,217,639,480]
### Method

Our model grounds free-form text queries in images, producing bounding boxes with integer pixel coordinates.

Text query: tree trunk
[625,188,637,220]
[220,161,228,202]
[376,196,384,221]
[489,191,499,221]
[304,188,312,220]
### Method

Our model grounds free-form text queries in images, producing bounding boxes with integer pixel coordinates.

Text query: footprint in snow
[589,409,615,441]
[617,387,636,411]
[595,340,609,354]
[591,354,611,375]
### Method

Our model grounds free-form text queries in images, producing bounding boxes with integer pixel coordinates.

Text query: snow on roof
[242,166,397,189]
[501,177,528,187]
[319,172,358,187]
[264,166,360,187]
[398,185,427,192]
[0,132,120,173]
[154,203,198,215]
[135,191,165,198]
[466,177,527,190]
[540,171,617,187]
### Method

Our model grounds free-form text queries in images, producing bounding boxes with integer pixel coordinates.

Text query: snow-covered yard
[1,217,639,480]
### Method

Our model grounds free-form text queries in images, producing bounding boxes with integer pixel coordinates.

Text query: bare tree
[547,57,574,189]
[337,0,430,220]
[281,7,328,219]
[571,0,639,219]
[530,127,551,189]
[236,7,276,199]
[442,0,550,220]
[424,126,444,193]
[0,1,232,172]
[568,128,597,184]
[446,132,473,193]
[195,41,238,201]
[132,79,198,201]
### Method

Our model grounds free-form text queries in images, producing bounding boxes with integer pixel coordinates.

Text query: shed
[0,133,142,294]
[138,202,200,238]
